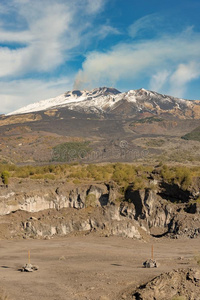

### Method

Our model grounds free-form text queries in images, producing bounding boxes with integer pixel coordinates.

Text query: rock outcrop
[123,188,174,229]
[0,179,199,240]
[0,181,114,215]
[132,268,200,300]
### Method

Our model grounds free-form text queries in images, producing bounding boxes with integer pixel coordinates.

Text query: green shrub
[160,165,192,190]
[85,194,96,208]
[146,139,165,147]
[132,177,146,190]
[73,179,80,184]
[174,167,192,190]
[1,170,10,185]
[131,117,163,125]
[112,163,136,186]
[52,141,91,162]
[160,165,173,182]
[14,169,30,178]
[195,197,200,204]
[44,174,56,180]
[181,125,200,142]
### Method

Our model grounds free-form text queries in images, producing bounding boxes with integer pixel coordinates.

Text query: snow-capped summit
[7,87,200,117]
[7,87,121,116]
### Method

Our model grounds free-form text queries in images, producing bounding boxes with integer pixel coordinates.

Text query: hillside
[0,88,199,300]
[182,125,200,142]
[7,87,200,119]
[0,87,199,165]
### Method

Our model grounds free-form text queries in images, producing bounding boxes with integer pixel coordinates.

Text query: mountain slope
[7,87,121,115]
[7,87,200,119]
[182,125,200,142]
[1,87,200,165]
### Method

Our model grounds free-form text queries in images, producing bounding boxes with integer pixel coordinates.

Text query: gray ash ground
[0,235,199,300]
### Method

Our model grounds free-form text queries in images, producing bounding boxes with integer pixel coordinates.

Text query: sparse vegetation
[131,116,163,125]
[52,141,91,162]
[146,139,165,147]
[0,163,199,202]
[1,170,10,186]
[182,126,200,142]
[195,197,200,204]
[85,194,96,208]
[160,165,193,190]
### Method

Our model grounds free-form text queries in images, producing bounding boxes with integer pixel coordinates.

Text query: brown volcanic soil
[0,236,199,300]
[0,108,200,164]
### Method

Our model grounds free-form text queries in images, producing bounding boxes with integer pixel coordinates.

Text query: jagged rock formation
[0,182,114,215]
[132,268,200,300]
[122,188,174,228]
[0,179,199,240]
[20,206,142,240]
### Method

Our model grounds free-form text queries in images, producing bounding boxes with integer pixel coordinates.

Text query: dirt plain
[0,235,199,300]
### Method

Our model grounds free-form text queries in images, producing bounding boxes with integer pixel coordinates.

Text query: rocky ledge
[0,179,199,240]
[132,268,200,300]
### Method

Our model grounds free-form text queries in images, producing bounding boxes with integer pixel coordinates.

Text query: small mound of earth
[132,268,200,300]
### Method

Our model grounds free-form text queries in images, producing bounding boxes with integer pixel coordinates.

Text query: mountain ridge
[1,86,199,165]
[7,87,200,119]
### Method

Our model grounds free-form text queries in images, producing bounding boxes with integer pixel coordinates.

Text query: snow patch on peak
[7,94,67,116]
[6,86,196,116]
[125,90,136,102]
[6,87,121,115]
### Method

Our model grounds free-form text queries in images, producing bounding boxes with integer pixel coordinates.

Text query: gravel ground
[0,235,199,300]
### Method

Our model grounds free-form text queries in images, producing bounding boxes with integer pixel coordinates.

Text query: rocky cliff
[0,179,199,240]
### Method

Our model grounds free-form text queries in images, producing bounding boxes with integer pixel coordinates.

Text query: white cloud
[0,76,74,114]
[0,0,107,78]
[150,70,170,91]
[169,61,200,97]
[97,25,120,39]
[0,1,74,76]
[86,0,105,14]
[1,3,200,115]
[128,14,161,38]
[74,29,200,97]
[0,29,31,43]
[0,0,109,113]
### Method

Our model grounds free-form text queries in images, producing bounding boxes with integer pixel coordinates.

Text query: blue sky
[0,0,200,114]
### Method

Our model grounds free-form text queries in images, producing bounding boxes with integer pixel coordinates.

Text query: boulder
[20,263,39,272]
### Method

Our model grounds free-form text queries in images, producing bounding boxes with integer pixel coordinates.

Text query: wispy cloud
[0,76,74,114]
[74,28,200,97]
[85,0,106,14]
[0,0,110,78]
[1,3,200,114]
[150,70,170,92]
[169,61,200,97]
[97,25,120,39]
[128,14,162,38]
[0,1,76,76]
[0,0,113,113]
